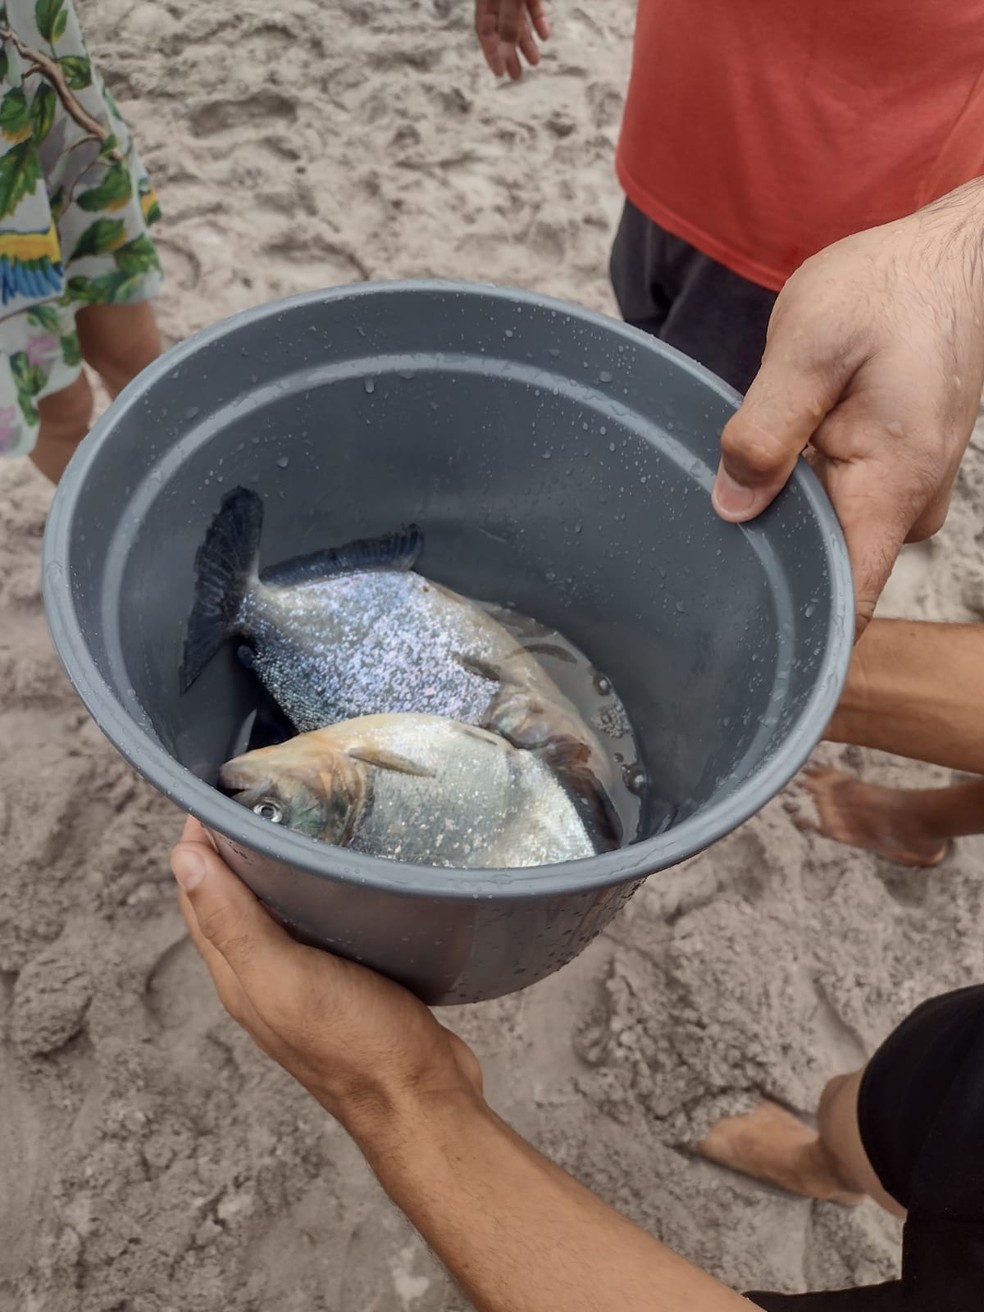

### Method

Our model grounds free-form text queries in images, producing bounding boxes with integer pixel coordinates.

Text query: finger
[474,1,505,76]
[505,48,523,80]
[527,0,551,40]
[840,512,905,639]
[818,461,913,638]
[176,883,253,1020]
[713,344,846,523]
[518,21,541,66]
[180,814,213,846]
[170,832,301,993]
[497,0,526,45]
[906,483,952,542]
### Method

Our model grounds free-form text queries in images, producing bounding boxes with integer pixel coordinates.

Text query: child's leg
[29,372,94,484]
[75,301,162,399]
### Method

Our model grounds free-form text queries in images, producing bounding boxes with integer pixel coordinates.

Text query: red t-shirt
[617,1,984,290]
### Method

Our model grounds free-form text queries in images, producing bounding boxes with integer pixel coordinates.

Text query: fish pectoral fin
[453,722,503,748]
[451,650,505,683]
[523,641,577,665]
[537,736,623,853]
[343,745,436,778]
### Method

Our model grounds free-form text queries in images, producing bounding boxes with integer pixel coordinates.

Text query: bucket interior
[56,284,847,863]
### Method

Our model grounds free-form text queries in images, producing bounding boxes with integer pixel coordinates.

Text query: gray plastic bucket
[43,280,852,1004]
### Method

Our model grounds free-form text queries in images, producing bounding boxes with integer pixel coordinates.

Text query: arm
[713,178,984,635]
[826,619,984,774]
[171,820,753,1312]
[354,1093,753,1312]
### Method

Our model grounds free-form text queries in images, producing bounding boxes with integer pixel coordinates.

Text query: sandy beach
[2,1,984,1308]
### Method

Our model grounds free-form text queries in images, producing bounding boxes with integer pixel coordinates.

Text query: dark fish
[182,488,620,846]
[219,713,599,868]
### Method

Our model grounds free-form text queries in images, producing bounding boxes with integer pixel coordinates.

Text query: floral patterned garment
[0,0,162,456]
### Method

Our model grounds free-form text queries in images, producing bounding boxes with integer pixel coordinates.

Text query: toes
[801,764,845,789]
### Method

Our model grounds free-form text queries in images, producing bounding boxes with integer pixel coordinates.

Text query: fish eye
[253,799,285,824]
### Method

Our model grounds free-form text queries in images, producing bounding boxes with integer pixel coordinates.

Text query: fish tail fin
[180,487,263,692]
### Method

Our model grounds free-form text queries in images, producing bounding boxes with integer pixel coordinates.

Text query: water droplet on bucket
[276,456,289,469]
[364,378,375,394]
[599,371,613,383]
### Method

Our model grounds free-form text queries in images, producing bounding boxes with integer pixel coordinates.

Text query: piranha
[181,486,620,846]
[219,714,603,868]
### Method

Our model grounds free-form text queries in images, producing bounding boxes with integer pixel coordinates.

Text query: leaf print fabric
[0,0,162,457]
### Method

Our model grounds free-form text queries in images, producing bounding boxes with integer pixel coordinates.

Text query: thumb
[713,350,845,523]
[171,826,294,986]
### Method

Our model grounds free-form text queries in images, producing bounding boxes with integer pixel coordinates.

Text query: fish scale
[243,570,518,733]
[220,714,598,868]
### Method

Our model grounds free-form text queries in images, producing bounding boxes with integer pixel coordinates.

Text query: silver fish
[219,714,598,868]
[181,488,620,845]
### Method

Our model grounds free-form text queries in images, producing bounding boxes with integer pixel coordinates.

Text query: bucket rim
[42,278,854,902]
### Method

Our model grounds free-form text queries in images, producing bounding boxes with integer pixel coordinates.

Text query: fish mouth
[217,759,273,797]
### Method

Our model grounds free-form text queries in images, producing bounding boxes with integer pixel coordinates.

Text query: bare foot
[698,1102,864,1205]
[793,767,951,867]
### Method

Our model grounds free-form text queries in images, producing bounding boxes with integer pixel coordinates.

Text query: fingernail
[172,848,206,891]
[712,468,759,519]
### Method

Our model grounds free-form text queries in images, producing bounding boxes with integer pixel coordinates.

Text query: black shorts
[746,985,984,1310]
[609,198,777,394]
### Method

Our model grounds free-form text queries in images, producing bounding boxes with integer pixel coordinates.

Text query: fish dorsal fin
[344,745,436,778]
[260,524,422,587]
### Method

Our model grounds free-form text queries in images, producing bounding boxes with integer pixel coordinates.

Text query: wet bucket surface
[43,280,853,1003]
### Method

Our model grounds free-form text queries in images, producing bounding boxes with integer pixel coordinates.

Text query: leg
[701,987,984,1219]
[75,300,162,399]
[815,1072,906,1218]
[795,769,984,866]
[609,198,673,338]
[796,618,984,863]
[657,236,776,393]
[29,372,94,484]
[697,1096,867,1208]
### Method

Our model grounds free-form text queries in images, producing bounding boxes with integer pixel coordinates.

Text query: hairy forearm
[346,1090,753,1312]
[826,619,984,773]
